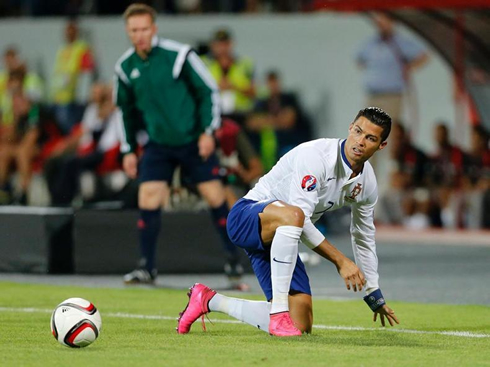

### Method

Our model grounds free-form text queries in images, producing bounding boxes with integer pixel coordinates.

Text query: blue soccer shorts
[227,198,312,301]
[139,141,220,184]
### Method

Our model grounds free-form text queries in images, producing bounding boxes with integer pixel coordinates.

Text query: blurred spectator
[44,82,123,206]
[389,122,429,187]
[428,123,465,189]
[214,118,263,207]
[461,125,490,228]
[0,46,44,103]
[247,70,312,171]
[202,28,256,124]
[356,12,428,122]
[427,123,465,228]
[376,122,430,227]
[50,20,96,135]
[0,65,41,204]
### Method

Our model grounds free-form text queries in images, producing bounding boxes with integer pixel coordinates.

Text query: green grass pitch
[1,282,489,367]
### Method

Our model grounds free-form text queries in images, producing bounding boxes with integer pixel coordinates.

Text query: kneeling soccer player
[177,107,400,337]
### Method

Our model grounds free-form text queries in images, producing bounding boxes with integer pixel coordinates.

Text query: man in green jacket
[114,3,244,287]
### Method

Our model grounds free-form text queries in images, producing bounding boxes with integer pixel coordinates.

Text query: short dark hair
[354,107,392,142]
[212,28,232,42]
[123,3,156,22]
[266,70,280,81]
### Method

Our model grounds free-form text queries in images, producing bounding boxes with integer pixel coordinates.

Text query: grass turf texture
[1,282,489,367]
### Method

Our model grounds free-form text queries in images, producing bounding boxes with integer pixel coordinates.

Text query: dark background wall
[0,208,251,274]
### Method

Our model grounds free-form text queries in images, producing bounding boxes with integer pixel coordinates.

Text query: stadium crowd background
[0,1,488,231]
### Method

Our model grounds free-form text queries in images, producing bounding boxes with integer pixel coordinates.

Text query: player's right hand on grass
[123,153,138,179]
[374,304,400,327]
[337,259,366,292]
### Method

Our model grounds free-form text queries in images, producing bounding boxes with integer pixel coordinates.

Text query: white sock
[269,225,302,314]
[209,293,271,333]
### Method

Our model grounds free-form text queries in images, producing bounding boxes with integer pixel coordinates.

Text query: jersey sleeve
[288,146,326,248]
[181,51,221,135]
[350,186,379,290]
[113,71,138,154]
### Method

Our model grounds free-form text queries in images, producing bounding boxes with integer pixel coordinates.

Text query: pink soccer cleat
[269,312,302,337]
[177,283,217,334]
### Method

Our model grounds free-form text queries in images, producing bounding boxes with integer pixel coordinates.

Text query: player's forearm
[350,208,379,289]
[312,239,351,269]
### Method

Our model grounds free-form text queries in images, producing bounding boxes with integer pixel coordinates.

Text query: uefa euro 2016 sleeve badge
[301,175,317,192]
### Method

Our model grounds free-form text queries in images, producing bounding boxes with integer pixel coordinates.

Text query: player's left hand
[198,133,215,160]
[373,304,399,327]
[337,258,366,292]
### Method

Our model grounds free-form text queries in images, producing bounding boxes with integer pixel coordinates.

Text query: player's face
[126,14,157,54]
[345,117,387,167]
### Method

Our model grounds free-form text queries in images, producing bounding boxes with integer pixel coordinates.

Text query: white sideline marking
[1,307,489,339]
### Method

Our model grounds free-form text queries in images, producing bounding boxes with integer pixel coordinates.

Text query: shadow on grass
[187,328,446,350]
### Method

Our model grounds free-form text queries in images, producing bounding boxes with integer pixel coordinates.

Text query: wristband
[363,289,386,311]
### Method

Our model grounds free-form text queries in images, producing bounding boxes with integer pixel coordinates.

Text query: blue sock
[210,202,239,262]
[138,209,161,272]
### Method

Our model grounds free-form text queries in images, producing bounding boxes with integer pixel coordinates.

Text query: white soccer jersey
[244,138,380,289]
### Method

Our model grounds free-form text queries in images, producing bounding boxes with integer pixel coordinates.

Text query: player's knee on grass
[289,292,313,333]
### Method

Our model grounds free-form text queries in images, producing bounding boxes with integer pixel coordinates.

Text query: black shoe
[123,268,157,285]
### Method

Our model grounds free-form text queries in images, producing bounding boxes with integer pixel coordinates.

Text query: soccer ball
[50,298,102,348]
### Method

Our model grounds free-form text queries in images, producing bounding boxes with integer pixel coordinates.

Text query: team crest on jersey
[345,183,363,202]
[301,175,317,192]
[130,68,140,79]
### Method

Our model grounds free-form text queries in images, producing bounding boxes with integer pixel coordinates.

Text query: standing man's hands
[123,153,138,179]
[198,133,215,160]
[337,258,366,292]
[374,304,399,327]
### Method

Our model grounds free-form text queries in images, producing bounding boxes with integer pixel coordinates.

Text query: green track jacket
[114,36,220,153]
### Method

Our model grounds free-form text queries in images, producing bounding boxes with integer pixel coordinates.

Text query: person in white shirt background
[177,107,399,337]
